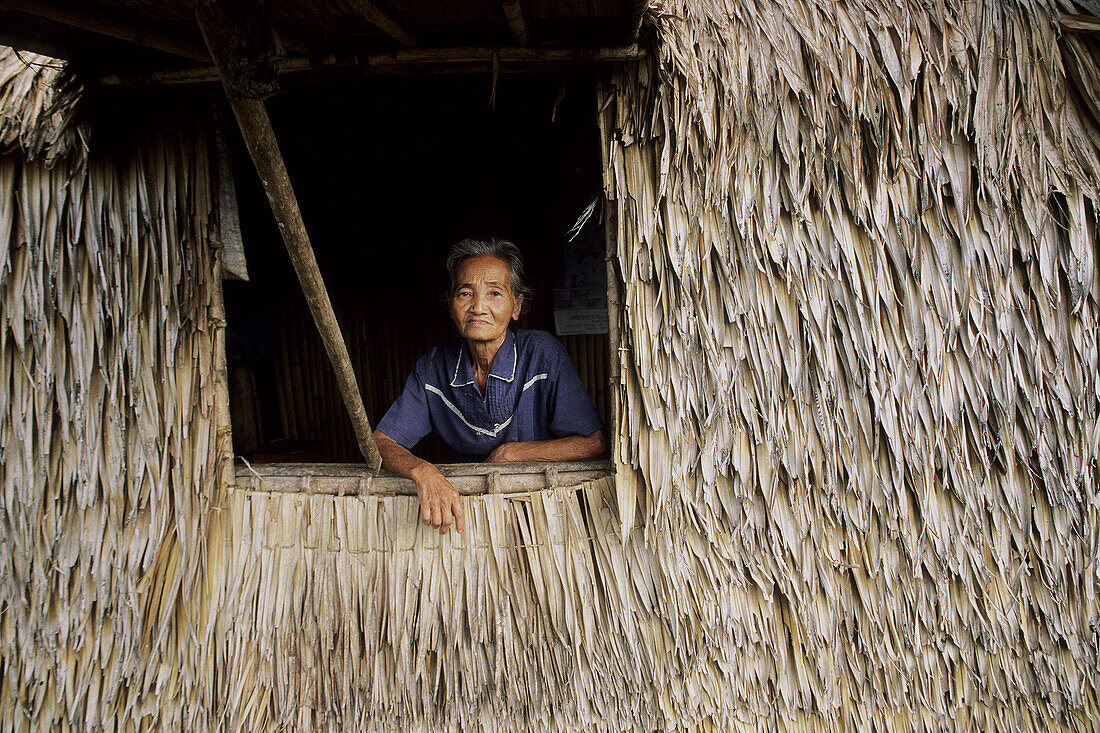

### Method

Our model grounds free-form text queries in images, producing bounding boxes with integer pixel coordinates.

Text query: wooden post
[196,0,382,469]
[596,75,622,440]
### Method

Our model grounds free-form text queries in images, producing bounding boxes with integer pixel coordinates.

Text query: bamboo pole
[236,459,613,495]
[275,331,293,439]
[595,332,607,425]
[277,322,296,439]
[369,45,645,65]
[196,3,381,469]
[596,76,622,438]
[210,180,237,489]
[584,335,595,406]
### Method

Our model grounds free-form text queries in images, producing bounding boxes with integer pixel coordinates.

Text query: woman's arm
[374,429,465,534]
[483,429,608,464]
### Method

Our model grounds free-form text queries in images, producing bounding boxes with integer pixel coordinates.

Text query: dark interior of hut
[221,72,610,463]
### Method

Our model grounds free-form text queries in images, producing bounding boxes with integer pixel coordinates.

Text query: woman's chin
[462,326,502,342]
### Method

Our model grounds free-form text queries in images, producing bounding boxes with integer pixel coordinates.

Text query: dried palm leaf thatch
[215,474,680,732]
[6,0,1100,728]
[0,47,85,166]
[0,104,222,727]
[601,0,1100,729]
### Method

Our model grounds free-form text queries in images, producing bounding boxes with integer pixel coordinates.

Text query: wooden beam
[98,45,647,86]
[343,0,417,47]
[196,0,382,469]
[235,459,613,496]
[500,0,529,45]
[100,58,310,87]
[0,0,210,62]
[365,45,645,65]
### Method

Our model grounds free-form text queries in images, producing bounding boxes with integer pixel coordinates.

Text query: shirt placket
[487,380,511,433]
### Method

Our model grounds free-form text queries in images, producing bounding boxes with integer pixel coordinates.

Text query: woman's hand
[374,429,464,534]
[410,463,465,534]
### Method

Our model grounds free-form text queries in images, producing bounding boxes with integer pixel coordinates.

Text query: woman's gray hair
[446,238,532,309]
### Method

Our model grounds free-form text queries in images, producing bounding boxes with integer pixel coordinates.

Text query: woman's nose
[471,294,488,312]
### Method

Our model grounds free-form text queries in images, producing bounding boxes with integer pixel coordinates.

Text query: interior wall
[223,72,609,462]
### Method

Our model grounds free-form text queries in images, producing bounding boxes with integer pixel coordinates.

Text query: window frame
[214,75,625,489]
[235,458,612,496]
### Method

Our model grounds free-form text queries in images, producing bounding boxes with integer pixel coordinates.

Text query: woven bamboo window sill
[235,459,612,496]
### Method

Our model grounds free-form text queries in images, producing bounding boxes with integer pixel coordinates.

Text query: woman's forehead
[455,255,512,285]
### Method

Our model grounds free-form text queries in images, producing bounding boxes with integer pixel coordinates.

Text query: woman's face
[449,255,523,347]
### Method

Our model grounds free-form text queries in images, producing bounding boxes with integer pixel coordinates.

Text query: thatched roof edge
[0,47,86,166]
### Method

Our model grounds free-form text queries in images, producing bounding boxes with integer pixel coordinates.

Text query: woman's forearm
[484,429,608,463]
[375,430,435,479]
[374,430,464,533]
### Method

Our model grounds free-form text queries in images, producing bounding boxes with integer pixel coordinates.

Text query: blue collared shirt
[376,329,604,461]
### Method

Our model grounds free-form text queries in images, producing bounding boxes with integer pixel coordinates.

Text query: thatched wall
[212,3,1099,728]
[4,0,1100,727]
[602,0,1100,728]
[0,50,224,729]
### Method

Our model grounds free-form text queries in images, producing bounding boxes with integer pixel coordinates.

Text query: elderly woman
[373,239,608,534]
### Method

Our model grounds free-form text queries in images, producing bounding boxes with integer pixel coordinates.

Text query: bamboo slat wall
[0,51,223,730]
[603,1,1100,729]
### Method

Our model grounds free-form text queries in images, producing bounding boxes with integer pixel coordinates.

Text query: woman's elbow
[586,429,609,459]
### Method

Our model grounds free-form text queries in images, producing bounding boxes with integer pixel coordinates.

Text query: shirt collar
[451,330,517,387]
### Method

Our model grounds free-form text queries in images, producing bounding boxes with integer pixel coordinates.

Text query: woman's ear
[512,296,523,321]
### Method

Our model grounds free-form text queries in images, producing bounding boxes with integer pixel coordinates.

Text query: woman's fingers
[453,499,465,534]
[413,472,464,534]
[440,503,454,534]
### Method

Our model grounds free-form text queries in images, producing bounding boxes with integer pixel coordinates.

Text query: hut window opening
[222,73,613,469]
